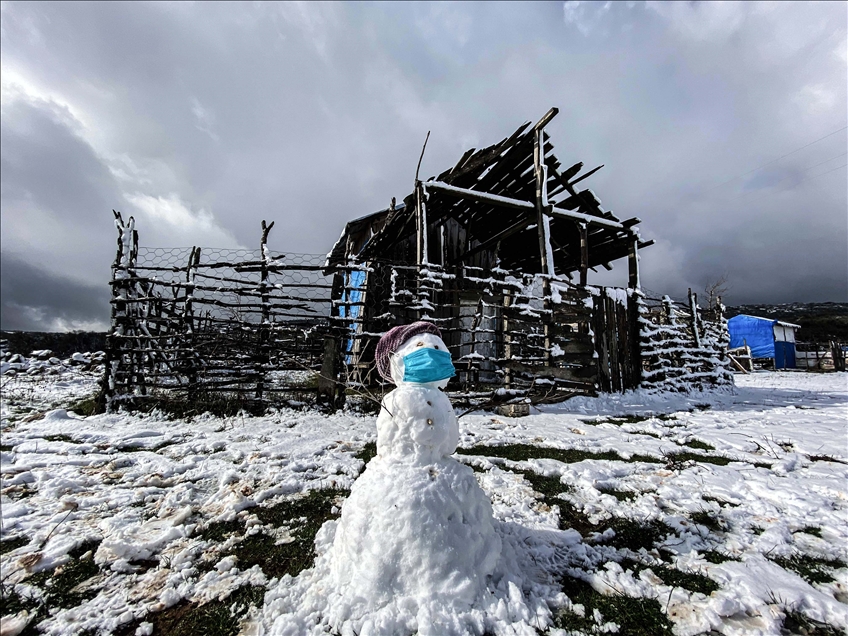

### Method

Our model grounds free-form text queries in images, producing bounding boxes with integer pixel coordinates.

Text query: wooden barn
[322,108,660,403]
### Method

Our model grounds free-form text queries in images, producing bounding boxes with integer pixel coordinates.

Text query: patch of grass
[631,430,661,439]
[701,550,740,564]
[43,434,75,443]
[692,403,711,411]
[702,495,740,508]
[1,540,103,635]
[598,487,636,502]
[664,451,731,468]
[689,510,725,533]
[41,540,102,608]
[459,443,662,465]
[680,439,715,451]
[225,488,346,579]
[200,518,244,543]
[553,574,675,635]
[797,526,823,538]
[518,470,572,499]
[557,503,671,552]
[355,441,377,467]
[808,454,848,465]
[68,395,99,417]
[1,536,29,555]
[621,558,719,595]
[771,554,847,585]
[116,584,265,636]
[0,444,13,452]
[582,415,652,425]
[782,610,842,636]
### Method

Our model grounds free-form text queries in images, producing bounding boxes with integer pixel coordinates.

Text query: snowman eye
[416,341,424,347]
[434,345,439,349]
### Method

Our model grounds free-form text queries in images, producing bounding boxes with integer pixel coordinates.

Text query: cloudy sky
[1,1,846,331]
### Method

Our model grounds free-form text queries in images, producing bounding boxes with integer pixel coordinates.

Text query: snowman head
[375,322,456,387]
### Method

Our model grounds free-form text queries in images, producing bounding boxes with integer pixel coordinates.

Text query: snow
[2,353,847,635]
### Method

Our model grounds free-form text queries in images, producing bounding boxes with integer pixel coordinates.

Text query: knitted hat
[375,321,443,382]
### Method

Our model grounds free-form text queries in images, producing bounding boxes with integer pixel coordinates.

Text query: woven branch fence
[100,215,731,413]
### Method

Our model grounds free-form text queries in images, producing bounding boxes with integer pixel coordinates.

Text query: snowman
[320,321,503,634]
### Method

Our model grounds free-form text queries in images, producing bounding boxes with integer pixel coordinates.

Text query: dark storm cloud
[0,254,110,331]
[1,1,845,331]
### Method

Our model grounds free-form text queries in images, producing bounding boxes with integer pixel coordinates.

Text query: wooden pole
[256,220,275,401]
[184,247,200,400]
[503,288,512,389]
[628,237,640,289]
[579,223,589,286]
[417,182,429,265]
[534,129,553,276]
[688,288,701,348]
[533,109,558,369]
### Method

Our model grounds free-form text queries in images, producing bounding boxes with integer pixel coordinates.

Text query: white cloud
[124,192,242,248]
[563,1,612,37]
[191,97,219,142]
[272,2,339,61]
[795,84,838,114]
[646,0,746,42]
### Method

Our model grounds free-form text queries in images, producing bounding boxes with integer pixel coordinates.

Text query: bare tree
[704,274,730,310]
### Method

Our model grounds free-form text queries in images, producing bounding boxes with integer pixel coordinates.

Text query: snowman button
[427,418,434,426]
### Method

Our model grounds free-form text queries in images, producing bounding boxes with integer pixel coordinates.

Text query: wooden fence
[101,213,331,412]
[637,291,733,392]
[101,215,732,412]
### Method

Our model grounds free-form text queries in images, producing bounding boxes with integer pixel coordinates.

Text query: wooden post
[184,247,200,400]
[579,223,589,287]
[688,288,701,348]
[533,108,558,368]
[256,220,275,402]
[98,211,127,412]
[534,127,554,276]
[628,237,640,290]
[416,182,429,265]
[503,288,513,389]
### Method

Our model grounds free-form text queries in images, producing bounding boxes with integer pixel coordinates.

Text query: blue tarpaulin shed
[727,315,799,369]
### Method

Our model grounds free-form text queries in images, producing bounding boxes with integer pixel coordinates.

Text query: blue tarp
[728,315,777,358]
[774,341,796,369]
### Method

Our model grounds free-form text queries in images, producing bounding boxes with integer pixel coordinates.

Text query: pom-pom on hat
[375,321,443,382]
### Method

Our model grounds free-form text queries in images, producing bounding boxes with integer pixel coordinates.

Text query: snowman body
[324,333,502,630]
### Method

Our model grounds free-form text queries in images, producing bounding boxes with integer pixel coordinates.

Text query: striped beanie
[375,321,443,382]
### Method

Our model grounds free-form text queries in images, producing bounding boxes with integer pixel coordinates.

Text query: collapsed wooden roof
[327,111,653,274]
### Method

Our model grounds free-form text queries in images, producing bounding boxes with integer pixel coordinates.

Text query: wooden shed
[323,108,656,402]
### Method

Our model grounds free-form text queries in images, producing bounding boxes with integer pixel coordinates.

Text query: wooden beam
[570,164,604,187]
[533,107,559,131]
[424,180,625,230]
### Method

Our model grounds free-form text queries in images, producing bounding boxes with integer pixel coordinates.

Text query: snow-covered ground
[1,363,846,635]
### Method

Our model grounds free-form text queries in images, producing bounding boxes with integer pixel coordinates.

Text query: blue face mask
[402,348,456,384]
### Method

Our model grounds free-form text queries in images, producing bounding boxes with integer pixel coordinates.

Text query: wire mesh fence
[102,214,732,414]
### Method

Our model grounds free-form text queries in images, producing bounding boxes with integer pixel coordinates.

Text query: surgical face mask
[401,348,456,384]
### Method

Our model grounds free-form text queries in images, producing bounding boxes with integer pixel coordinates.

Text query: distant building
[727,315,799,369]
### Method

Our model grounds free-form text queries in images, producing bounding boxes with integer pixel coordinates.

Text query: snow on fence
[101,214,732,413]
[101,213,332,411]
[638,291,733,392]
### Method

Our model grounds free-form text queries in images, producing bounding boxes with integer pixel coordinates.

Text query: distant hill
[0,331,107,357]
[724,303,848,343]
